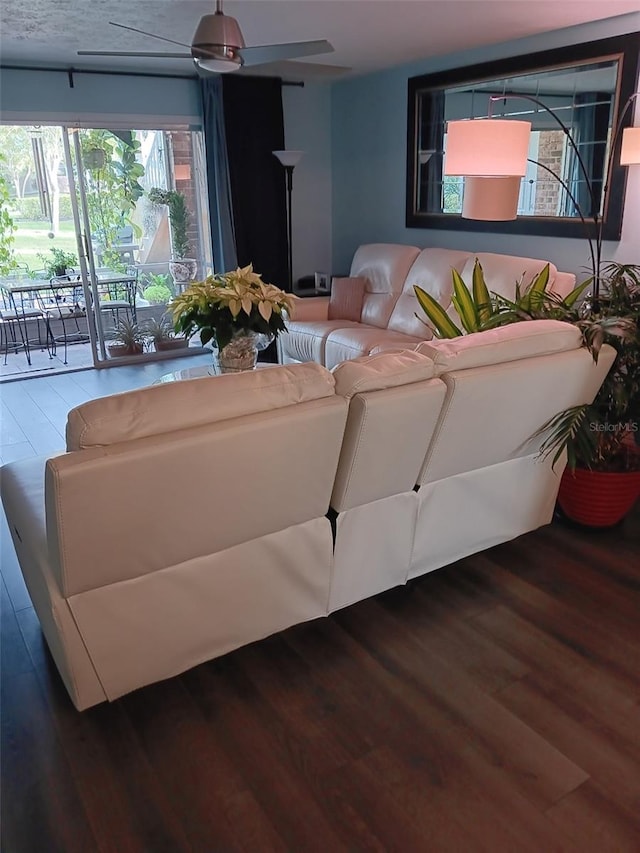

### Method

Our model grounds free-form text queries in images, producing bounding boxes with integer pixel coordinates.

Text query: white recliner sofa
[1,321,613,710]
[278,244,577,368]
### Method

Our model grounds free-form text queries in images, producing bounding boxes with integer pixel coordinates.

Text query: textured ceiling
[1,0,639,80]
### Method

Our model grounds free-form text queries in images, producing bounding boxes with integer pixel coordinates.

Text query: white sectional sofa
[1,320,613,710]
[279,244,577,368]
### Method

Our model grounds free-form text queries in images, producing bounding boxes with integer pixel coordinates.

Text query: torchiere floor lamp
[273,150,303,291]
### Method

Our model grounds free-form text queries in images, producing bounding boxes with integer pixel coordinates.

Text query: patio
[0,338,94,381]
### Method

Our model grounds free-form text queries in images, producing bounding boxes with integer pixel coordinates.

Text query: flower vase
[216,330,259,373]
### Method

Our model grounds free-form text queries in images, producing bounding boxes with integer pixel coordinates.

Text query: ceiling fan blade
[239,40,334,67]
[77,50,192,58]
[238,60,352,80]
[109,21,192,50]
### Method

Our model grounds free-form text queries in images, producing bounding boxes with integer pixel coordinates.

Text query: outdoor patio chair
[0,280,55,366]
[97,266,138,330]
[38,275,89,365]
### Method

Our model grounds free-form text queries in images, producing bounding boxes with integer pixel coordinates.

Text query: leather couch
[1,320,613,709]
[278,244,577,368]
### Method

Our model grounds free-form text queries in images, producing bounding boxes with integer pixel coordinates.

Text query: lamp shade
[174,164,191,181]
[620,127,640,166]
[273,150,304,168]
[444,119,531,177]
[462,176,521,221]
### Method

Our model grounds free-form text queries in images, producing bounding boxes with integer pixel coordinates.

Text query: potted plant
[170,264,296,372]
[107,317,146,358]
[413,260,590,338]
[38,247,78,279]
[537,263,640,527]
[144,315,190,352]
[147,188,197,288]
[415,259,640,526]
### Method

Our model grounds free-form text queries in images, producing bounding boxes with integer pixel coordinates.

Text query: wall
[282,81,332,285]
[0,68,202,126]
[0,67,332,285]
[331,12,640,278]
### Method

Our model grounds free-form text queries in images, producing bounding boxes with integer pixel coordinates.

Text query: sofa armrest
[288,296,330,323]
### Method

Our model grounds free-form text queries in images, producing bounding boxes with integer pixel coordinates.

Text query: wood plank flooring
[1,364,639,852]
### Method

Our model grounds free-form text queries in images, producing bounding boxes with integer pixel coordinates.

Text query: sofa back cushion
[349,243,421,329]
[415,323,615,486]
[387,247,472,337]
[66,362,335,450]
[49,364,348,597]
[332,348,435,397]
[331,351,446,511]
[459,252,559,301]
[416,320,583,373]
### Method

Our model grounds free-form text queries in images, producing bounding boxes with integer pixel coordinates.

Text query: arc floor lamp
[443,92,640,301]
[273,150,303,292]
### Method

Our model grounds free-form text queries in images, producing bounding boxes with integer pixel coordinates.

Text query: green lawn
[11,220,78,271]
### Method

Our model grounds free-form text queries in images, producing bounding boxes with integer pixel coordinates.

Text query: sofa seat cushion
[279,319,361,364]
[416,320,583,373]
[324,326,426,370]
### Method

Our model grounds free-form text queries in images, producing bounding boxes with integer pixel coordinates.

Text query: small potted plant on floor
[147,188,197,288]
[107,317,146,358]
[144,315,190,352]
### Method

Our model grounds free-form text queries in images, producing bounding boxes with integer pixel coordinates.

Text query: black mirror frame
[406,32,640,240]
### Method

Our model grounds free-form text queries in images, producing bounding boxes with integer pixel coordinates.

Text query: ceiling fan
[77,0,335,74]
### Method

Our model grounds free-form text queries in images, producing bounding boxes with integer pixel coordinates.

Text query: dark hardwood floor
[1,364,640,852]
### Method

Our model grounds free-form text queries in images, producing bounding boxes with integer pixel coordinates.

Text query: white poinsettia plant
[170,264,296,350]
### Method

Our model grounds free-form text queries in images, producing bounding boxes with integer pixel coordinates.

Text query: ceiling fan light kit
[192,10,245,73]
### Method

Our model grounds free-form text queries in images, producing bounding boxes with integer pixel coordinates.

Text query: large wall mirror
[406,33,640,239]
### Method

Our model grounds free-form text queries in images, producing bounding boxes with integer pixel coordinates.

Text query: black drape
[221,76,289,291]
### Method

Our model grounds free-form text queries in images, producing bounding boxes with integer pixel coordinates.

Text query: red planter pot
[558,466,640,528]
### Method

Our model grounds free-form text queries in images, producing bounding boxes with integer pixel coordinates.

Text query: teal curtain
[201,76,237,272]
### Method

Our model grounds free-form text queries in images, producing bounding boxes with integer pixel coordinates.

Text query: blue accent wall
[331,13,640,278]
[0,69,202,126]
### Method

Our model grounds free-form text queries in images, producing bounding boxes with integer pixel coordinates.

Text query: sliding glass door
[0,122,212,375]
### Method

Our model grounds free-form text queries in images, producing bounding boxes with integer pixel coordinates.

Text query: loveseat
[278,244,577,368]
[1,320,613,710]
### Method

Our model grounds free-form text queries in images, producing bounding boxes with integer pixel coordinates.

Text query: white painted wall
[331,13,640,279]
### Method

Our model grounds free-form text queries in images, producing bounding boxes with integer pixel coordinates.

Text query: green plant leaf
[413,285,462,338]
[534,404,598,471]
[472,260,492,324]
[526,263,551,311]
[451,268,479,333]
[562,277,591,308]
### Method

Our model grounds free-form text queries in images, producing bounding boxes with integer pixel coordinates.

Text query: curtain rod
[0,64,304,87]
